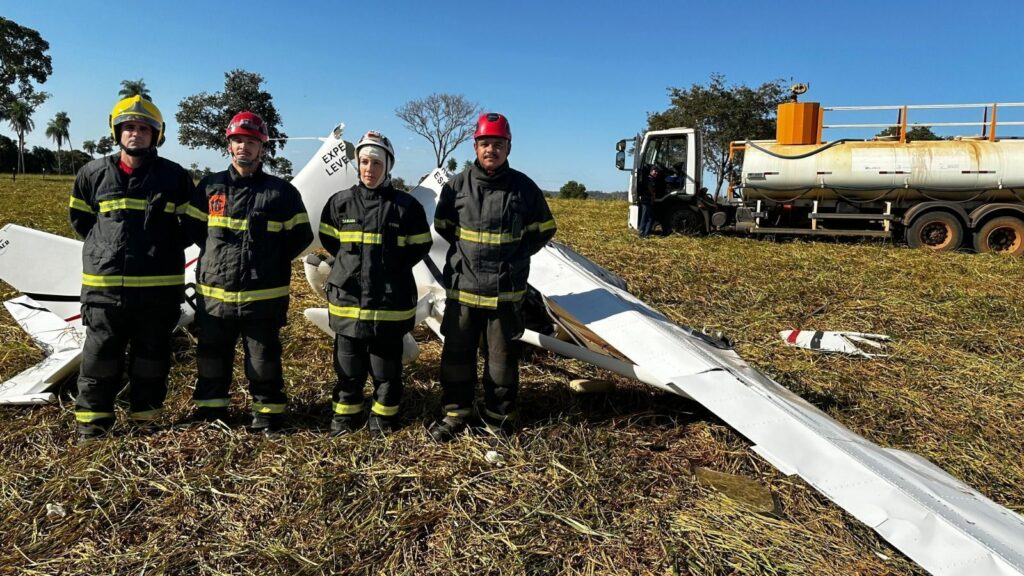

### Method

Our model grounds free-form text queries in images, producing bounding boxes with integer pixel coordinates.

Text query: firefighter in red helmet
[429,113,557,441]
[183,111,313,435]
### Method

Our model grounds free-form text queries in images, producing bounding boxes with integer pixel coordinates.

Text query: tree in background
[446,157,458,172]
[648,73,788,197]
[45,111,70,174]
[96,135,114,156]
[81,139,97,158]
[6,98,36,173]
[0,17,52,119]
[559,180,588,199]
[176,69,290,176]
[391,176,408,191]
[118,78,151,101]
[463,159,473,172]
[395,93,480,168]
[875,125,944,142]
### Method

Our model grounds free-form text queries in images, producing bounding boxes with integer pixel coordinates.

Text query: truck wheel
[668,207,703,236]
[906,212,963,251]
[973,216,1024,256]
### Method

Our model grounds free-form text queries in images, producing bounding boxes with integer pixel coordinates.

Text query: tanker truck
[616,95,1024,255]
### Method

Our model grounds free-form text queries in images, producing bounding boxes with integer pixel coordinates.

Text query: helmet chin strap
[122,146,153,158]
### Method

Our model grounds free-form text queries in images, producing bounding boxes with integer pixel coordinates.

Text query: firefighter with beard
[69,96,194,442]
[183,112,313,434]
[428,113,557,442]
[318,131,432,436]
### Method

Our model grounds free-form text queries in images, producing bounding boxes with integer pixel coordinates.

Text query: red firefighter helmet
[474,112,511,141]
[225,111,269,143]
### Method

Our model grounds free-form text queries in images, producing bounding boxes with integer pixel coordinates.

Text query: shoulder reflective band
[397,232,432,246]
[333,401,364,415]
[197,284,290,303]
[266,212,310,232]
[209,215,249,230]
[455,226,521,245]
[69,197,95,214]
[82,273,185,287]
[318,223,382,244]
[445,289,525,309]
[328,304,416,321]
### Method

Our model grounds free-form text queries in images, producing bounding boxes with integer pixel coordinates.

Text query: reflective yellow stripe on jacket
[527,218,557,233]
[445,288,525,308]
[266,212,310,232]
[396,232,432,246]
[82,273,185,288]
[319,222,383,244]
[69,197,95,214]
[197,284,290,304]
[328,303,416,322]
[455,226,521,245]
[209,215,249,231]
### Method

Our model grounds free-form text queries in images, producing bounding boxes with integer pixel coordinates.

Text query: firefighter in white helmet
[318,131,432,436]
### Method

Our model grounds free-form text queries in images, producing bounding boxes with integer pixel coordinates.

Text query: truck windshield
[642,136,688,194]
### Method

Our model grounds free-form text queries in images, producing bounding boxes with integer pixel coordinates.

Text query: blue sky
[6,1,1024,192]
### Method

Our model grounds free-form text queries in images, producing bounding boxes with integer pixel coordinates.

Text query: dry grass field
[0,174,1021,575]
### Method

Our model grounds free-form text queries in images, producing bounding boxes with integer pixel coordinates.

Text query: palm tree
[46,111,71,174]
[82,139,97,158]
[6,99,35,174]
[118,78,151,101]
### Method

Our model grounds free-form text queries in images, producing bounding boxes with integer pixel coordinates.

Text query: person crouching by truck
[318,131,432,436]
[183,111,313,435]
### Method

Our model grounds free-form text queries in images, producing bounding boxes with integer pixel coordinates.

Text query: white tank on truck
[616,90,1024,255]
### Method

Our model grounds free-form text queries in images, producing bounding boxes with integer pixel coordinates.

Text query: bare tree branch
[396,93,480,168]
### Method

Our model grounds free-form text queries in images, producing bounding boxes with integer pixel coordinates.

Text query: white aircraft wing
[0,224,201,404]
[0,295,84,404]
[358,167,1021,576]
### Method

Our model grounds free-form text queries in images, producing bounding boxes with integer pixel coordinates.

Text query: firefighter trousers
[332,334,403,418]
[75,304,181,427]
[193,312,287,415]
[439,302,523,419]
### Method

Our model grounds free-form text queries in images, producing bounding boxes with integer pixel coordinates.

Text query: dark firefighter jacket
[185,165,313,322]
[318,182,432,338]
[69,153,195,307]
[433,161,556,309]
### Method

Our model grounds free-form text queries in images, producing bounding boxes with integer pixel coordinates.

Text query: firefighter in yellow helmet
[68,95,195,442]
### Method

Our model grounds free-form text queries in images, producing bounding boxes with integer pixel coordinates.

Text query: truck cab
[616,128,708,234]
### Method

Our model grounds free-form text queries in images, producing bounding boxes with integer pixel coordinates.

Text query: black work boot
[192,406,229,424]
[76,420,112,444]
[251,413,285,436]
[330,414,362,437]
[367,413,398,437]
[479,411,517,437]
[427,416,467,443]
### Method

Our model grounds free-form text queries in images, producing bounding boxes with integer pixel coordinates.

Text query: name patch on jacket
[209,193,227,216]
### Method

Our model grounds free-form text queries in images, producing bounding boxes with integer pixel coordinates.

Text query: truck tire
[972,216,1024,256]
[906,212,963,251]
[667,207,703,236]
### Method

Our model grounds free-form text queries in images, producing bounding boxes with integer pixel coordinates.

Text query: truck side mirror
[616,139,627,152]
[615,150,625,170]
